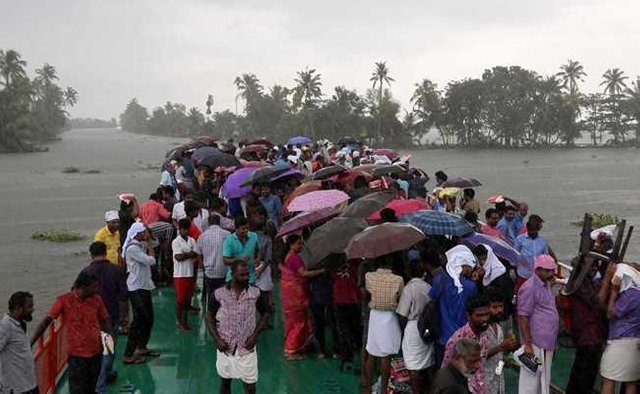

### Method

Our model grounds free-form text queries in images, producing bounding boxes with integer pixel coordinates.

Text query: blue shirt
[513,213,526,234]
[259,194,282,226]
[428,272,478,345]
[222,232,258,284]
[513,233,549,279]
[497,217,517,244]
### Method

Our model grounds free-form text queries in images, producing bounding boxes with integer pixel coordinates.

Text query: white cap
[105,210,119,222]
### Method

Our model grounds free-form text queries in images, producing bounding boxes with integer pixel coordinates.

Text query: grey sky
[2,0,638,119]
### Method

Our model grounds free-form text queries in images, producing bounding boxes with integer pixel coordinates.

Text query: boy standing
[172,218,198,331]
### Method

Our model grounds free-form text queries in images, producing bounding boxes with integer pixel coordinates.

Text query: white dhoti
[518,344,553,394]
[366,309,401,357]
[600,337,640,382]
[401,320,434,370]
[216,349,258,384]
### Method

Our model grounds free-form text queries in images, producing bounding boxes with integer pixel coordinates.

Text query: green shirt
[222,232,258,284]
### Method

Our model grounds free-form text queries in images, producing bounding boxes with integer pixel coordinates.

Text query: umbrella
[276,206,342,238]
[399,210,474,237]
[346,222,425,260]
[438,187,460,198]
[373,148,398,160]
[442,177,482,188]
[283,181,323,214]
[247,138,273,146]
[372,164,407,178]
[191,135,218,145]
[368,198,428,221]
[303,217,369,267]
[342,191,395,218]
[487,195,505,203]
[287,136,311,146]
[337,136,361,145]
[240,165,290,186]
[240,159,269,168]
[191,146,220,164]
[220,167,258,199]
[240,144,267,155]
[330,170,373,185]
[198,152,241,169]
[271,168,305,182]
[288,190,350,212]
[352,164,378,174]
[461,232,523,267]
[312,165,348,180]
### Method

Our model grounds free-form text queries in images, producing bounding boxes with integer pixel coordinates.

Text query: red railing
[33,317,68,394]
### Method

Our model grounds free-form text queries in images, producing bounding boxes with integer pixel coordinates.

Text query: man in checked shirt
[205,260,269,394]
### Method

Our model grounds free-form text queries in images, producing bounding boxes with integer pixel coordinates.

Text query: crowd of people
[0,136,639,394]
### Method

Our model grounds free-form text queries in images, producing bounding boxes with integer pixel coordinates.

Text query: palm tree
[557,60,586,95]
[601,68,628,95]
[233,74,263,114]
[63,87,78,107]
[601,68,629,143]
[0,49,27,87]
[625,77,640,145]
[411,79,440,140]
[205,94,214,115]
[293,68,322,139]
[370,62,394,142]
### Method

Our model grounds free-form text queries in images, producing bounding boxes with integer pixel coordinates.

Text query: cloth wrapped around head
[534,254,557,271]
[481,244,507,287]
[445,245,477,293]
[104,210,119,222]
[614,263,640,293]
[121,222,147,259]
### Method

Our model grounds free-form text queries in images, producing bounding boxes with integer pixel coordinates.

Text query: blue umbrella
[461,232,523,267]
[287,136,311,146]
[399,210,474,237]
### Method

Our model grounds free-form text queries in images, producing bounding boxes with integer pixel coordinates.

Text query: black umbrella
[372,164,407,178]
[240,164,290,186]
[198,152,241,169]
[303,217,369,268]
[341,191,394,218]
[312,165,348,180]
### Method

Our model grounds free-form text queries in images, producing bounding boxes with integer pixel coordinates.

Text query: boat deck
[58,286,576,393]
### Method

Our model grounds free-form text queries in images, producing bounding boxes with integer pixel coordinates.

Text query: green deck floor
[58,286,577,393]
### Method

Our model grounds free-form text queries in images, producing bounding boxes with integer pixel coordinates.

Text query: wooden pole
[619,225,634,262]
[579,213,592,255]
[611,220,626,260]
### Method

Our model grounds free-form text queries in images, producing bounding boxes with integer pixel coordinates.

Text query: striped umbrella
[399,210,474,237]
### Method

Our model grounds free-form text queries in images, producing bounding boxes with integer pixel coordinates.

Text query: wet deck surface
[58,285,576,393]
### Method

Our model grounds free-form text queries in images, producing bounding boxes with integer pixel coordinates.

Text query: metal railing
[33,317,67,394]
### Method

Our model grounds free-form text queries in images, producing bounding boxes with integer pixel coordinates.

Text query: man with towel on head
[95,211,121,266]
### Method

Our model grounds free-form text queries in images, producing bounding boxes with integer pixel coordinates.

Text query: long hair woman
[280,234,325,360]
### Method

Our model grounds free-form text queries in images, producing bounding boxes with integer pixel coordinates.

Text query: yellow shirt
[94,225,121,265]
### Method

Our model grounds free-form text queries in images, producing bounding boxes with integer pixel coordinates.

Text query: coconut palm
[234,74,263,113]
[63,87,78,107]
[601,68,628,95]
[0,49,27,87]
[293,68,322,138]
[205,94,214,115]
[370,62,394,142]
[625,77,640,145]
[557,60,586,95]
[411,79,441,137]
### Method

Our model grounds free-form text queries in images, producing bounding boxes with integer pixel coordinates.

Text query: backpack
[417,275,444,344]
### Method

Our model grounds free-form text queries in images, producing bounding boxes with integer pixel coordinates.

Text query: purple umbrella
[461,232,523,267]
[220,167,258,199]
[276,206,342,237]
[287,135,311,146]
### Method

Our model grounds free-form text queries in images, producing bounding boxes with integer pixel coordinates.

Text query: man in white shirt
[172,219,199,331]
[171,193,209,231]
[0,292,37,394]
[122,223,158,364]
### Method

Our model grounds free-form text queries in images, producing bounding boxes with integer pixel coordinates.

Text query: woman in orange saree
[280,234,325,360]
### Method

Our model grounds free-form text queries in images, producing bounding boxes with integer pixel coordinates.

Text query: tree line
[0,49,77,152]
[121,60,640,148]
[66,117,117,129]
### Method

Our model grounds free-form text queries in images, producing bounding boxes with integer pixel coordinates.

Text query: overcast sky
[2,0,638,119]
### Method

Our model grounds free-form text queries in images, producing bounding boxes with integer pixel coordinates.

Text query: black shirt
[432,364,471,394]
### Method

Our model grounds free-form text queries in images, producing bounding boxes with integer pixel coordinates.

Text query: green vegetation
[31,229,87,242]
[0,49,77,152]
[82,169,101,174]
[572,212,620,228]
[66,117,117,129]
[62,166,80,173]
[120,60,640,148]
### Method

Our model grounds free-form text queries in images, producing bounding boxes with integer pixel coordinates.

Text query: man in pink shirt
[139,192,170,226]
[481,208,506,241]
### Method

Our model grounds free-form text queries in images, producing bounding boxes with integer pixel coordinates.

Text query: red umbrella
[368,198,428,221]
[330,170,373,185]
[241,144,268,154]
[373,148,399,160]
[247,138,273,146]
[240,159,269,168]
[276,206,342,237]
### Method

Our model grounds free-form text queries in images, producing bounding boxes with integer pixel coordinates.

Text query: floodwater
[0,128,638,320]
